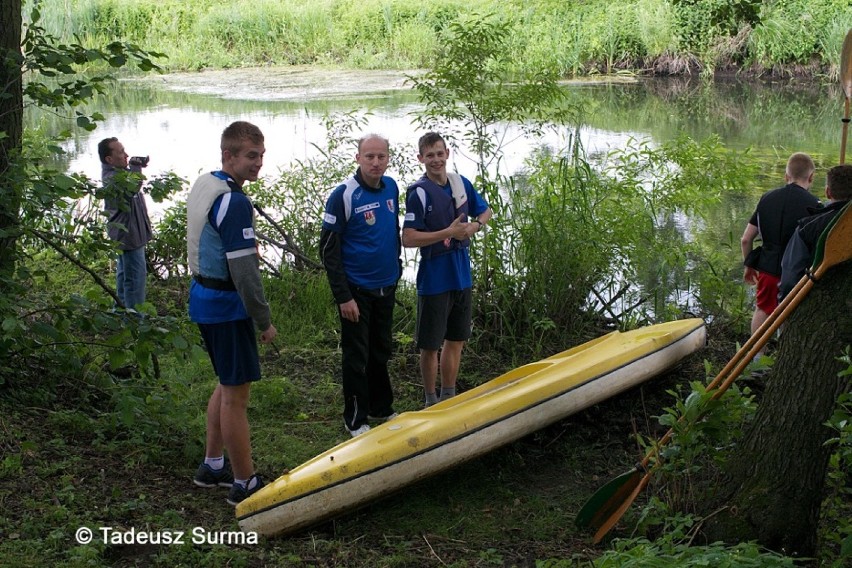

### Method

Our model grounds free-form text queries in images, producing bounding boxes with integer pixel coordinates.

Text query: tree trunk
[0,0,23,280]
[701,260,852,557]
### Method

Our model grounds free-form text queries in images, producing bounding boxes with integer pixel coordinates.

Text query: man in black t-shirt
[741,152,822,339]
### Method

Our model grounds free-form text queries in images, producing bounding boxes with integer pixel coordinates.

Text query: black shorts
[198,318,261,386]
[415,289,472,350]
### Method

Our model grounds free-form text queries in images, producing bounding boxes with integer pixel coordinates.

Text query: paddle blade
[575,467,642,530]
[817,201,852,276]
[593,473,652,543]
[842,28,852,99]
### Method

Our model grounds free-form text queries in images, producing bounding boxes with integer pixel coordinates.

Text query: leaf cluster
[820,348,852,562]
[633,375,756,526]
[19,5,164,131]
[406,13,572,172]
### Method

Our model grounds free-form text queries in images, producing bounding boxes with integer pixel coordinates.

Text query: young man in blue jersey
[402,132,492,407]
[320,134,402,437]
[187,121,277,505]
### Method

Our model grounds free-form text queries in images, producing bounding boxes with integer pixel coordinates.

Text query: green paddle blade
[575,467,642,530]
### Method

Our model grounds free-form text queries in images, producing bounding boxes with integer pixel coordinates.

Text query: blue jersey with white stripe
[322,175,401,289]
[188,171,256,323]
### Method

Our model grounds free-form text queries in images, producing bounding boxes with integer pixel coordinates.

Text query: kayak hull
[236,318,707,536]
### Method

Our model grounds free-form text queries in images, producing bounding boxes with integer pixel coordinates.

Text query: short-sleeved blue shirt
[403,175,488,296]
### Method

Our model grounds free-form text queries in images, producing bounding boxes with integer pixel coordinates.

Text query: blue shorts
[198,318,260,386]
[415,289,472,350]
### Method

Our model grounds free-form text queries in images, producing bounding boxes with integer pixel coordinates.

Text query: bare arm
[741,222,759,284]
[465,207,493,238]
[740,223,759,259]
[474,207,493,226]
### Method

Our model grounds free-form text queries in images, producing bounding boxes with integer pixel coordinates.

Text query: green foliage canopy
[0,5,189,384]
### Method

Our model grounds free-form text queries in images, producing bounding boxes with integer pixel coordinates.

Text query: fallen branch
[29,228,123,307]
[253,203,321,270]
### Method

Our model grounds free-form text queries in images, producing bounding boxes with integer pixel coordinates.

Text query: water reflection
[577,76,846,174]
[42,71,842,258]
[51,72,846,184]
[27,70,843,320]
[58,80,413,173]
[54,75,644,219]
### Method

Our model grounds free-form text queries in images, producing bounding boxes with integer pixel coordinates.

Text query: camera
[129,155,150,167]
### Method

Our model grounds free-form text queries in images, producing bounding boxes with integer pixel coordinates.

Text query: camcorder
[129,155,150,167]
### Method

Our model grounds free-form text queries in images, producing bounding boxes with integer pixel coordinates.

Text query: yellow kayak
[236,318,706,536]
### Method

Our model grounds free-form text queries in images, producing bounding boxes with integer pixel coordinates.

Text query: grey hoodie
[101,163,153,251]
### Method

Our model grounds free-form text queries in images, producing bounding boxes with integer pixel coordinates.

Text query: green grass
[0,405,652,566]
[2,258,848,565]
[30,0,852,77]
[0,262,709,566]
[0,346,669,566]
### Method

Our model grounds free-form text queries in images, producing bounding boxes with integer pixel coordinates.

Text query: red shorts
[756,271,781,314]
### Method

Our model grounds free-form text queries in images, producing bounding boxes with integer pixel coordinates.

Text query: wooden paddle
[840,28,852,164]
[575,201,852,542]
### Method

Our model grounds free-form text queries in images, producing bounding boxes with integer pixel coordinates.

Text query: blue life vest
[407,173,470,260]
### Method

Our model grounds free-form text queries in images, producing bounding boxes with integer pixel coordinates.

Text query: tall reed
[33,0,852,77]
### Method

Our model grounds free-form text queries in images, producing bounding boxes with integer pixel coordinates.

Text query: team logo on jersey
[404,212,415,222]
[323,212,336,224]
[365,211,376,225]
[242,227,255,240]
[354,202,379,214]
[386,199,395,213]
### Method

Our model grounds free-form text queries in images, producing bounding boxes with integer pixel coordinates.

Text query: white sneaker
[345,423,371,437]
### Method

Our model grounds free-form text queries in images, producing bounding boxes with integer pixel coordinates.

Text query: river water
[60,67,646,206]
[55,68,847,205]
[33,66,847,317]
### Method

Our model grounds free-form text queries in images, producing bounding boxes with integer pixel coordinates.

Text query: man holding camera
[98,137,153,310]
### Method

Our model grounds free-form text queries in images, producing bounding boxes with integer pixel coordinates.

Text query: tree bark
[701,260,852,557]
[0,0,23,279]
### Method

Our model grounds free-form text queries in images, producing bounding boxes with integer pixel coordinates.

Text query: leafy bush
[748,0,852,68]
[672,0,760,53]
[1,7,189,390]
[641,379,757,519]
[146,201,189,280]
